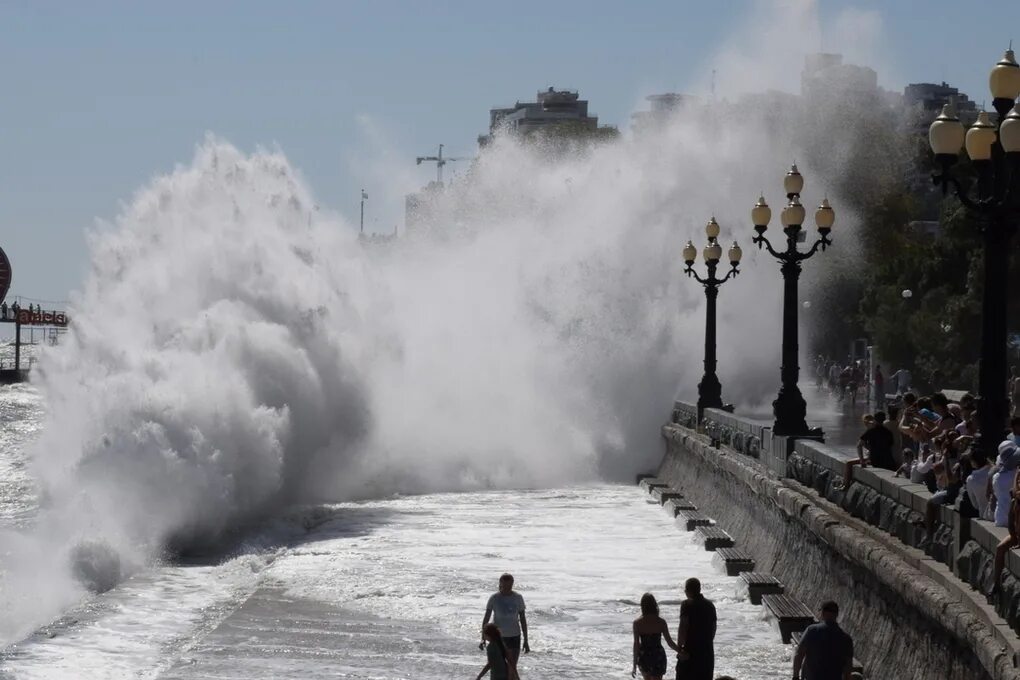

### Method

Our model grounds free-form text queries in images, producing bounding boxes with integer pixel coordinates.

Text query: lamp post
[751,165,836,437]
[928,48,1020,458]
[360,189,368,234]
[683,217,743,419]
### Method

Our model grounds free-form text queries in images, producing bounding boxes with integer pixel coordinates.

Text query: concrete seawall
[660,404,1020,680]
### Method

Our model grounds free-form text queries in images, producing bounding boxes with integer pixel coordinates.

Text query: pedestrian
[873,364,885,409]
[827,362,840,394]
[480,574,529,665]
[675,577,716,680]
[890,367,912,395]
[1011,366,1020,418]
[476,623,519,680]
[632,593,679,680]
[792,600,853,680]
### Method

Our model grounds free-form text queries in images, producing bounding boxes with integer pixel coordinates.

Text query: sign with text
[16,309,68,327]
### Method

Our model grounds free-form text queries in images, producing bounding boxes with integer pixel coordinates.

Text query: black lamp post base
[697,373,723,420]
[772,384,819,437]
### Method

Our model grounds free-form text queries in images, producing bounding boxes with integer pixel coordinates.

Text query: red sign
[16,309,68,327]
[0,247,10,304]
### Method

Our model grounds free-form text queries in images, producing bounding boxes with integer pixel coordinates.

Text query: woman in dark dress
[632,593,680,679]
[476,623,519,680]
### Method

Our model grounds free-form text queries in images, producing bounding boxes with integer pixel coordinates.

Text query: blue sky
[1,0,1018,304]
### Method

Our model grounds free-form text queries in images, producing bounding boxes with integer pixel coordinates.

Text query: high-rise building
[903,82,978,121]
[478,87,607,147]
[404,180,444,233]
[801,53,879,99]
[630,93,699,133]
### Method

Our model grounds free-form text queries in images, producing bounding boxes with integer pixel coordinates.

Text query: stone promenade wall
[661,402,1020,680]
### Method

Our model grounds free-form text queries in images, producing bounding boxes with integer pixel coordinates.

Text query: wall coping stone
[972,519,1011,554]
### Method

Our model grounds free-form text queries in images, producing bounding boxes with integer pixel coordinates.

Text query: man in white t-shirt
[480,573,529,663]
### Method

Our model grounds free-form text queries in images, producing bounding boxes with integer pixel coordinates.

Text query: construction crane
[415,144,472,185]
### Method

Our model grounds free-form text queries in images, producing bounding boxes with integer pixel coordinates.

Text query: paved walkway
[157,588,469,679]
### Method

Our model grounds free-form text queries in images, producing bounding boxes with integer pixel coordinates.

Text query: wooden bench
[639,477,670,493]
[675,509,712,531]
[712,547,755,576]
[695,526,734,551]
[740,572,784,605]
[762,594,815,643]
[657,492,684,505]
[635,473,656,485]
[664,498,698,515]
[651,486,682,504]
[791,632,863,673]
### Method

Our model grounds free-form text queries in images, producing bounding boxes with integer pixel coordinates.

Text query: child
[476,623,519,680]
[912,443,937,490]
[895,449,915,478]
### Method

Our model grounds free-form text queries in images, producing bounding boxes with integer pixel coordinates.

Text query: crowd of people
[0,300,43,321]
[475,573,856,680]
[813,356,916,410]
[847,382,1020,596]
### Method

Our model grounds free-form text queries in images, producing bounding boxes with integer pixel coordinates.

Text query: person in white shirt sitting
[966,449,993,520]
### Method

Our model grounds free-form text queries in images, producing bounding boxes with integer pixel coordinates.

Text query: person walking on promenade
[890,367,912,395]
[792,601,853,680]
[481,574,529,665]
[873,364,885,410]
[632,593,679,679]
[675,577,715,680]
[476,623,519,680]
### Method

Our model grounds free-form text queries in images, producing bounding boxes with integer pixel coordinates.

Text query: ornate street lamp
[752,165,835,437]
[684,217,742,419]
[929,48,1020,458]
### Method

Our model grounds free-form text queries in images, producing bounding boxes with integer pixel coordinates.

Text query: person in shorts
[480,573,529,664]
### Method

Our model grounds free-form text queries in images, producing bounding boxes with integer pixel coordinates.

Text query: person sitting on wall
[990,441,1020,528]
[966,449,994,521]
[840,412,894,488]
[895,449,915,479]
[991,454,1020,596]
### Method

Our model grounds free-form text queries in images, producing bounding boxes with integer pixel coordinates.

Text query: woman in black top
[632,593,679,679]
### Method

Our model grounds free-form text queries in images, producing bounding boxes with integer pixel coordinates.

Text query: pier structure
[0,304,69,383]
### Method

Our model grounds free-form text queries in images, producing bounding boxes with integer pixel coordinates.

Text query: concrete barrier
[661,404,1020,680]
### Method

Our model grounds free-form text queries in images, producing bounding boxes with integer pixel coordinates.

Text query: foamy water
[0,385,43,529]
[1,485,790,679]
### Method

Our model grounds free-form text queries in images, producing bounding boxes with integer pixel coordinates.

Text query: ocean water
[0,384,42,529]
[0,386,789,678]
[0,447,791,679]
